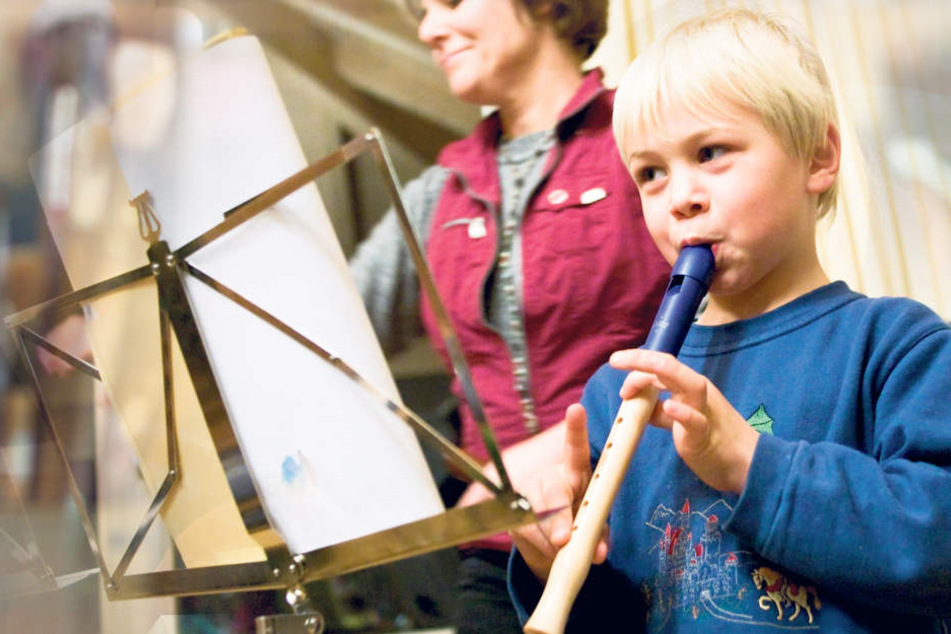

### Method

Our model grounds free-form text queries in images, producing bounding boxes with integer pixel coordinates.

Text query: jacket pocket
[531,174,615,255]
[439,216,488,240]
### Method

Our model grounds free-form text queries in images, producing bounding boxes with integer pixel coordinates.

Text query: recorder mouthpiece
[642,244,715,355]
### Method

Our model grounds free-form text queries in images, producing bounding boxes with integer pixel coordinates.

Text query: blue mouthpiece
[642,245,715,355]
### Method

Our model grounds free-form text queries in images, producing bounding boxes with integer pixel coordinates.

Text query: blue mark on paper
[281,454,303,485]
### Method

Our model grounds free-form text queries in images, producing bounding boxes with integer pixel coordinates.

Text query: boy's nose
[668,172,709,218]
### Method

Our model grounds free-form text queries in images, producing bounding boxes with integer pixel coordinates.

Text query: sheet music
[31,35,444,566]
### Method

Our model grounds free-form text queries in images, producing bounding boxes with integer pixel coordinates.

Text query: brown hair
[404,0,608,61]
[524,0,608,60]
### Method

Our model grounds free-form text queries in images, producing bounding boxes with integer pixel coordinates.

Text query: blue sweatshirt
[510,282,951,632]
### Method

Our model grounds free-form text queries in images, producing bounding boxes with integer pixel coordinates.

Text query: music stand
[4,129,537,632]
[0,445,56,598]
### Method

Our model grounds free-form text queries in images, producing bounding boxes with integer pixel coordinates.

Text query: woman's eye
[412,0,461,19]
[408,0,425,19]
[698,146,727,162]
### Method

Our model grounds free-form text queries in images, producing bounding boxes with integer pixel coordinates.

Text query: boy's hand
[610,349,759,495]
[510,403,609,581]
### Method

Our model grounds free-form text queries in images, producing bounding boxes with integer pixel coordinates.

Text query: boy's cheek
[640,211,677,262]
[639,194,666,224]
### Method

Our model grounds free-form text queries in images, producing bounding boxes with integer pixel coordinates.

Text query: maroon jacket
[421,70,671,468]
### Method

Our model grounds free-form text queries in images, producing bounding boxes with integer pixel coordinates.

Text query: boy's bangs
[613,9,841,216]
[613,29,751,158]
[658,39,750,130]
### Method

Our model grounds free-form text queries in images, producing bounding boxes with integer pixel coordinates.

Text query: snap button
[580,187,607,205]
[547,189,569,205]
[467,217,487,239]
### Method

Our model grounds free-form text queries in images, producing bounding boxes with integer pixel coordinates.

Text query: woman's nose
[417,3,449,46]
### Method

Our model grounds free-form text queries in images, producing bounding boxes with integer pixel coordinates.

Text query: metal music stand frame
[3,129,536,628]
[0,446,58,598]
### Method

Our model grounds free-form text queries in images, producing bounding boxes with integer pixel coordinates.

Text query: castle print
[644,498,820,629]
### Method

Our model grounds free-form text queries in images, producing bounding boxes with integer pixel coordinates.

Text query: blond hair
[613,8,840,217]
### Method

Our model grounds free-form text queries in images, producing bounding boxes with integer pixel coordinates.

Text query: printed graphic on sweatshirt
[641,406,820,629]
[747,404,774,435]
[643,498,821,629]
[751,566,822,624]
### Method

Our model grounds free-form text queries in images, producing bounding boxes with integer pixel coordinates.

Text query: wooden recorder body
[524,245,715,634]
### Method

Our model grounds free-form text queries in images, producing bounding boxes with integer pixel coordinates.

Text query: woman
[350,0,671,631]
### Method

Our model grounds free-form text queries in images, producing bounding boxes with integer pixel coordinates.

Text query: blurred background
[0,0,947,632]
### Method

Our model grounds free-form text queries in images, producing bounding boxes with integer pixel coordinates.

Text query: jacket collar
[557,67,608,128]
[440,69,608,200]
[468,68,607,150]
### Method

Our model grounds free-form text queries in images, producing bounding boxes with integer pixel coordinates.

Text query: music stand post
[3,129,538,632]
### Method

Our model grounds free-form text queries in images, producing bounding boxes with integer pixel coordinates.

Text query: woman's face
[416,0,545,105]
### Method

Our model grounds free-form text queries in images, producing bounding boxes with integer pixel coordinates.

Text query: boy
[508,8,951,632]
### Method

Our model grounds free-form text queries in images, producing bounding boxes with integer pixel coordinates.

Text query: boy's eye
[698,146,727,162]
[638,166,668,183]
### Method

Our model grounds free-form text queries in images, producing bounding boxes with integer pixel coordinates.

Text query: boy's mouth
[678,240,719,266]
[680,238,716,251]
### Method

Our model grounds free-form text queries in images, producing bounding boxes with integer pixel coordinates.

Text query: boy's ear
[807,122,841,195]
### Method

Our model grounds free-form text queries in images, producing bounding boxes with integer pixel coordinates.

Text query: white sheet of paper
[32,35,444,565]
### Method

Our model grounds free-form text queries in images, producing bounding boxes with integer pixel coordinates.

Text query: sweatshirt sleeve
[348,165,449,356]
[726,319,951,618]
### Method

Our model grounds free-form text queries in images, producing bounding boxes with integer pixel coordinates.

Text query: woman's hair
[522,0,608,60]
[404,0,608,61]
[613,8,840,216]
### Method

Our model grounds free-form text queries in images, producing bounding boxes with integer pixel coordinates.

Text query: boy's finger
[611,349,690,380]
[539,474,577,547]
[646,403,676,430]
[592,524,611,565]
[510,525,559,580]
[664,401,713,454]
[615,349,707,407]
[563,403,591,492]
[512,520,557,560]
[618,369,663,399]
[609,348,654,368]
